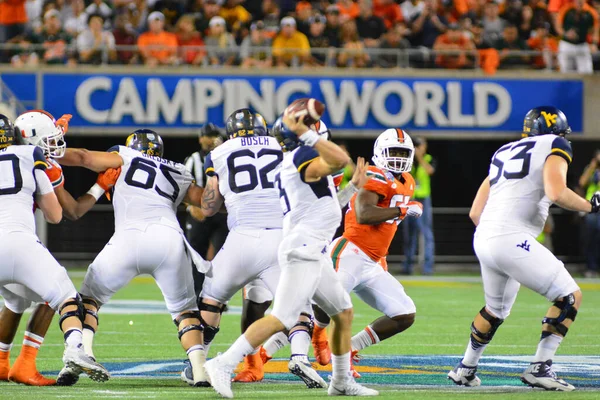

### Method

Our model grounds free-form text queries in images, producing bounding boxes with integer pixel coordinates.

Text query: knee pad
[173,310,201,327]
[288,312,314,339]
[58,294,85,331]
[81,297,99,331]
[198,300,224,343]
[178,324,204,341]
[543,293,578,336]
[471,307,504,343]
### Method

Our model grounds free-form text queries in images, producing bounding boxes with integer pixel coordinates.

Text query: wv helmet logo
[516,240,531,252]
[541,111,557,128]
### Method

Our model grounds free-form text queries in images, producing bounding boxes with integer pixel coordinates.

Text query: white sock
[534,332,563,363]
[187,344,207,382]
[0,342,12,352]
[221,335,256,366]
[83,328,95,359]
[314,319,329,329]
[23,331,44,349]
[64,328,83,348]
[289,330,311,357]
[264,332,289,357]
[462,334,487,367]
[331,352,351,383]
[351,326,379,352]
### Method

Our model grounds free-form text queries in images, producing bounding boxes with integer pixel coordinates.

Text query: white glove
[400,201,423,218]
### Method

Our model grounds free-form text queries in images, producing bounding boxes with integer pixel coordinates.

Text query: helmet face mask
[372,129,414,174]
[271,116,300,152]
[14,111,66,158]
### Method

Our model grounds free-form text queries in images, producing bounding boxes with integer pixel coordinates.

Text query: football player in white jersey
[184,109,286,384]
[56,129,212,387]
[204,110,378,398]
[448,106,600,391]
[0,110,73,386]
[0,113,110,384]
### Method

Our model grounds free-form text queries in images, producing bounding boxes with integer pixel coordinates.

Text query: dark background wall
[50,136,598,261]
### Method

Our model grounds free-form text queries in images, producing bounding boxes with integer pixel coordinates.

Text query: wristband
[299,130,320,147]
[87,183,105,201]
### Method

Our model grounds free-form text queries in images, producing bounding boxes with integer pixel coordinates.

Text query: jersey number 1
[124,157,181,201]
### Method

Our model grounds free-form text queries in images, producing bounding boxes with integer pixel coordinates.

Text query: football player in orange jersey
[318,129,423,376]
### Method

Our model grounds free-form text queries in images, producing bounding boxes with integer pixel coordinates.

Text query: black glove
[591,192,600,213]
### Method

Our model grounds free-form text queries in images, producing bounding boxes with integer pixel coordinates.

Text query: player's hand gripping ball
[284,98,325,126]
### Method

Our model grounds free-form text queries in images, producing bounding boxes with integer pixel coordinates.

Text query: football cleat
[182,360,211,387]
[288,356,328,389]
[56,365,80,386]
[447,361,481,387]
[351,350,361,379]
[521,360,575,391]
[312,326,331,366]
[204,356,234,398]
[328,377,379,396]
[233,353,264,382]
[62,345,109,383]
[9,369,56,386]
[259,346,272,365]
[0,358,9,381]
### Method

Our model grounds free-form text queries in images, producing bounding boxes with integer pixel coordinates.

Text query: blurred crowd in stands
[1,0,599,73]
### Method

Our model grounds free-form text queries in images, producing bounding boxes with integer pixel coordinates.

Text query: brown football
[285,98,326,126]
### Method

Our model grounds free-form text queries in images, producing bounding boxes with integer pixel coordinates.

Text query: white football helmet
[14,110,66,158]
[372,128,414,174]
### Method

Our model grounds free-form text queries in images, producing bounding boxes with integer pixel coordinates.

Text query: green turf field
[1,272,599,399]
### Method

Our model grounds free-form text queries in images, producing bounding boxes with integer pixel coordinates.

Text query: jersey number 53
[490,142,536,186]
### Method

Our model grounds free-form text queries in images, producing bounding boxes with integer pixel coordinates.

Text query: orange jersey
[343,166,415,262]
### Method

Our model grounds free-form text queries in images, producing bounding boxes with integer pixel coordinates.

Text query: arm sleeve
[107,145,121,154]
[204,152,216,177]
[549,136,573,164]
[33,147,48,170]
[34,169,54,195]
[293,146,319,183]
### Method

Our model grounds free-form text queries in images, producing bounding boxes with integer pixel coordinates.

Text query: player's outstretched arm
[34,170,62,224]
[54,186,98,221]
[354,189,405,225]
[59,148,123,173]
[470,177,490,226]
[544,155,593,213]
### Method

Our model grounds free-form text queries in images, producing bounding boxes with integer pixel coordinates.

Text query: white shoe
[448,361,481,387]
[63,344,110,383]
[288,357,328,389]
[56,365,80,386]
[204,356,234,398]
[328,377,379,396]
[521,360,575,392]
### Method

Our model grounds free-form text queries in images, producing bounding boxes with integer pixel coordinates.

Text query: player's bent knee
[289,312,314,338]
[198,300,225,342]
[391,313,416,330]
[173,310,204,341]
[331,308,353,327]
[544,293,579,337]
[81,296,100,332]
[58,295,85,331]
[472,306,504,343]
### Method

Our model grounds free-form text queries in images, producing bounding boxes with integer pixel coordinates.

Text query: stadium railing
[0,43,563,70]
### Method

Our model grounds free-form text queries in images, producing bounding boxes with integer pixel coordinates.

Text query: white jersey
[0,145,50,234]
[478,134,573,237]
[206,136,283,230]
[109,146,193,231]
[278,145,341,240]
